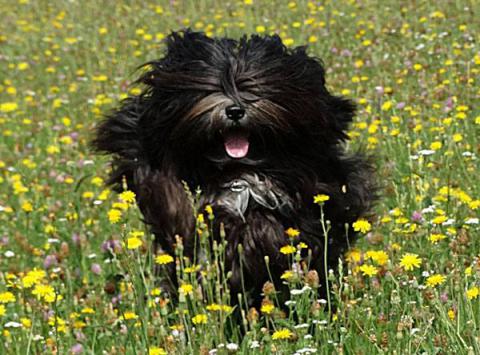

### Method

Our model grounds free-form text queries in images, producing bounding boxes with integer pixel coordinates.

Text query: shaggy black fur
[93,30,375,306]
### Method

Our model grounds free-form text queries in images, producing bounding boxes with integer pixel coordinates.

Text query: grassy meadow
[0,0,479,353]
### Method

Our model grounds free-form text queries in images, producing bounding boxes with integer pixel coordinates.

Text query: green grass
[0,0,479,353]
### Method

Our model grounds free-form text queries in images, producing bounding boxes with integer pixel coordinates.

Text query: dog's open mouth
[224,130,250,159]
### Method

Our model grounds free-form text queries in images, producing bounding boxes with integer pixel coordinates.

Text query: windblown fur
[93,30,376,306]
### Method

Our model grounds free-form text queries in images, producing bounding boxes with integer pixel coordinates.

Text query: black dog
[93,30,375,306]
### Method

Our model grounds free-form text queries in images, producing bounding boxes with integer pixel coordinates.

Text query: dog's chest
[204,173,294,221]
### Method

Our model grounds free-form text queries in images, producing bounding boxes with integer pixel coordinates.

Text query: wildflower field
[0,0,479,353]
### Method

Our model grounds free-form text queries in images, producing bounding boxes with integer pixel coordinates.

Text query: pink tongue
[224,134,249,158]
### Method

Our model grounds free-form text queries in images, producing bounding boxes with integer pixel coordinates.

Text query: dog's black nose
[225,105,245,121]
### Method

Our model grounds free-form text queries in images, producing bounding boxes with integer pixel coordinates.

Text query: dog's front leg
[135,171,195,255]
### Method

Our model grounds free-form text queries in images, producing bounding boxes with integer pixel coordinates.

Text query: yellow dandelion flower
[22,268,46,288]
[313,194,330,204]
[107,209,122,223]
[448,309,455,320]
[466,286,479,300]
[261,303,275,314]
[179,284,193,295]
[399,253,422,271]
[285,227,300,238]
[281,270,294,280]
[0,102,18,112]
[280,245,296,255]
[371,250,389,266]
[192,314,208,325]
[121,311,138,320]
[21,201,33,213]
[206,303,221,311]
[429,233,446,243]
[126,237,142,250]
[432,215,448,225]
[297,242,308,249]
[205,205,213,215]
[453,133,463,142]
[0,292,16,303]
[352,219,372,233]
[430,141,442,150]
[149,347,167,355]
[119,190,136,203]
[426,274,446,287]
[381,101,392,111]
[155,254,174,265]
[0,305,5,317]
[359,264,378,277]
[256,25,266,33]
[346,249,361,263]
[21,318,31,328]
[31,284,56,303]
[272,328,293,340]
[413,63,423,71]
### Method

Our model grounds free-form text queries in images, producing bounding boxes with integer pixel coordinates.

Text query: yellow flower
[21,201,33,212]
[367,250,389,266]
[285,228,300,238]
[184,265,200,273]
[179,284,193,295]
[206,303,221,311]
[121,311,138,320]
[281,270,294,280]
[149,347,167,355]
[432,215,448,225]
[453,133,463,142]
[426,274,446,287]
[413,63,423,71]
[32,284,57,303]
[381,101,392,111]
[359,264,378,277]
[272,328,293,340]
[22,268,46,288]
[0,102,18,112]
[107,209,122,223]
[127,237,142,250]
[0,292,16,303]
[399,253,422,271]
[261,303,275,314]
[21,318,31,328]
[430,141,442,151]
[352,219,372,233]
[448,309,455,320]
[314,194,330,204]
[155,254,174,265]
[256,25,266,33]
[205,205,213,215]
[119,190,136,203]
[280,245,296,255]
[0,305,5,317]
[429,233,446,243]
[191,314,208,325]
[346,249,362,263]
[466,286,479,300]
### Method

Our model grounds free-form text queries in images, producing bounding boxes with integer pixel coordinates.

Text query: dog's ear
[92,97,147,191]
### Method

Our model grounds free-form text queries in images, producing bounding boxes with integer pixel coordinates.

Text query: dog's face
[136,30,355,174]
